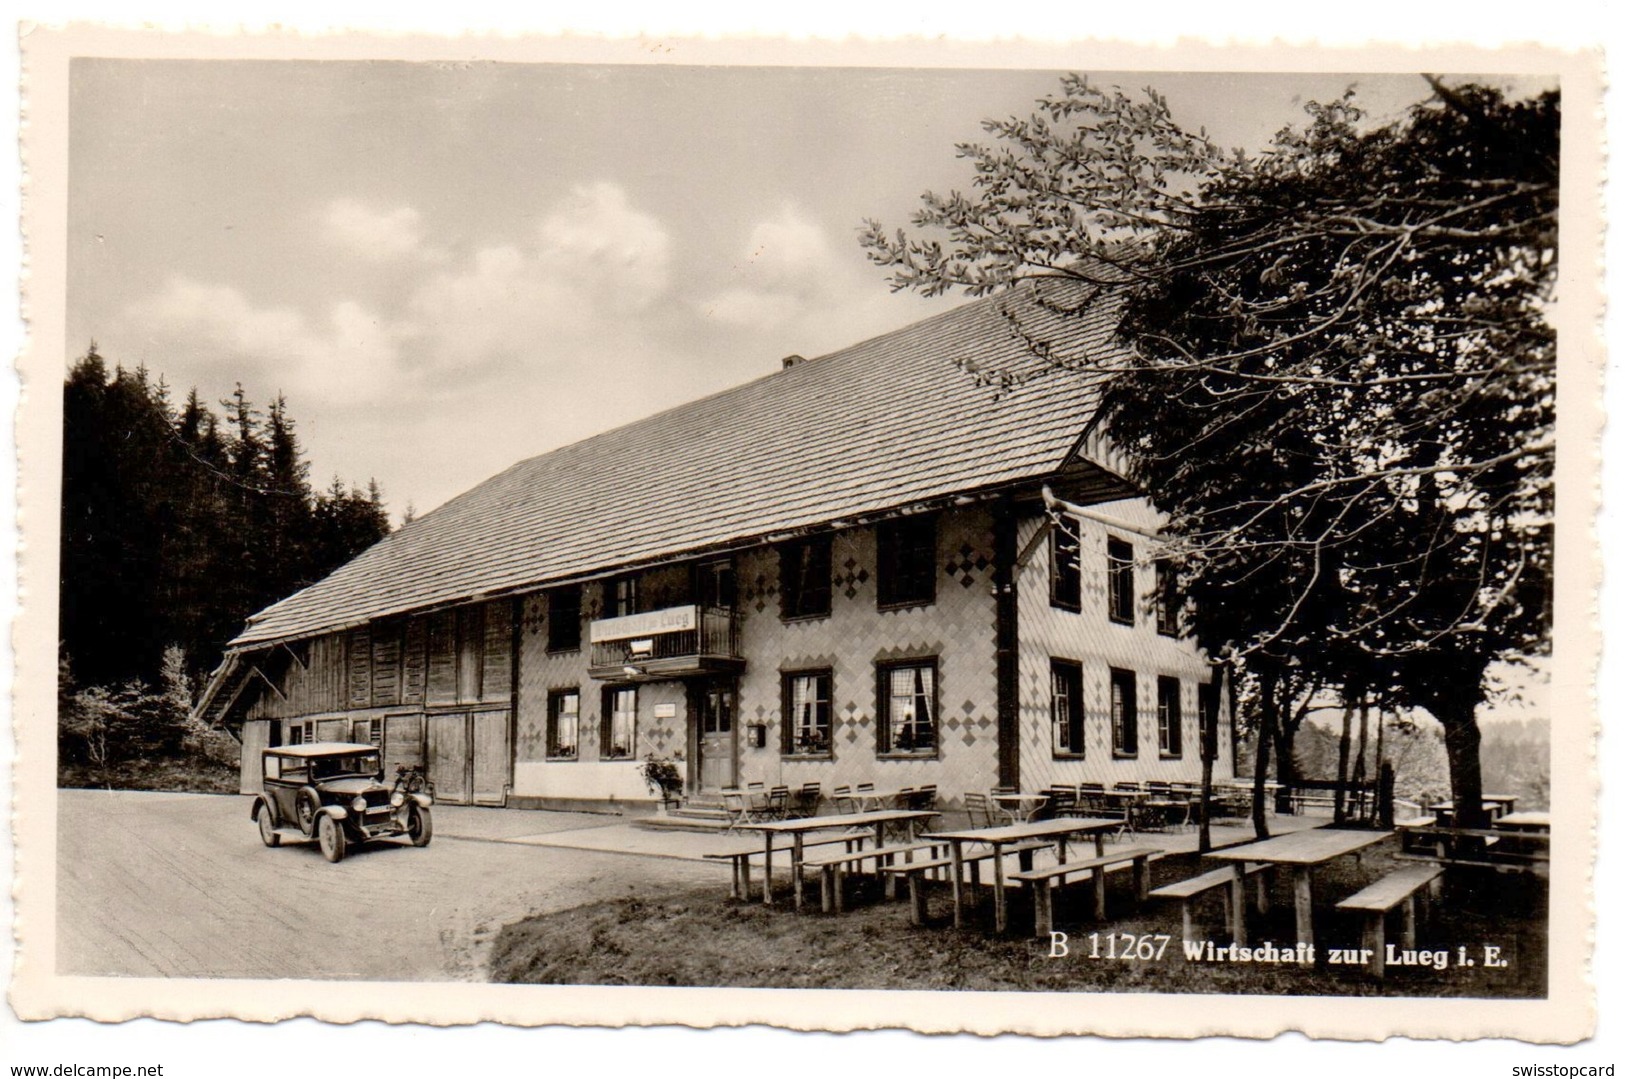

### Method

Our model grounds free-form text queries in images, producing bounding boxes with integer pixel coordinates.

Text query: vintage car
[250,742,433,862]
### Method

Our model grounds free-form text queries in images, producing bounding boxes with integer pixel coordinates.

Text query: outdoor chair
[792,782,822,817]
[911,784,938,812]
[985,789,1021,825]
[1078,782,1107,814]
[964,791,998,829]
[721,789,751,831]
[832,785,857,814]
[766,785,791,820]
[894,787,916,810]
[1045,784,1079,819]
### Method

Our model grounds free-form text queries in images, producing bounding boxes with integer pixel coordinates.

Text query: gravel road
[55,789,726,981]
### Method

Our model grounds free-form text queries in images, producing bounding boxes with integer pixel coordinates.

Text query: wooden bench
[1394,815,1436,853]
[876,840,1054,926]
[802,840,946,913]
[1148,863,1272,944]
[1009,846,1161,937]
[1335,864,1444,976]
[1396,823,1549,874]
[704,833,867,901]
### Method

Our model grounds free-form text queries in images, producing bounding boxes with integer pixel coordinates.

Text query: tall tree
[61,352,392,695]
[864,76,1556,828]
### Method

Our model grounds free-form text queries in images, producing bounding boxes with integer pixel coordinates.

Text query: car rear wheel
[318,813,347,863]
[407,805,433,847]
[257,805,281,847]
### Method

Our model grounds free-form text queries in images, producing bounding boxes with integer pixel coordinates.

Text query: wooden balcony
[587,604,744,682]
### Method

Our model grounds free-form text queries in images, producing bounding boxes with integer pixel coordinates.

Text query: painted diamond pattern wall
[730,505,1001,809]
[1015,498,1234,793]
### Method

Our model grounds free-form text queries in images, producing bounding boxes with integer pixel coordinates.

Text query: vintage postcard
[9,26,1603,1044]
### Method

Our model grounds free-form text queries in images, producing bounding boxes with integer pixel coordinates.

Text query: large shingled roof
[230,279,1132,648]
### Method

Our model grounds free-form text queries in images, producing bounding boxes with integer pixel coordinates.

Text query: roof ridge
[229,277,1129,647]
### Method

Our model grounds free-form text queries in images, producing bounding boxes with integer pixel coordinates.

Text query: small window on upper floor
[610,575,639,618]
[1051,659,1085,758]
[877,515,936,609]
[1107,538,1135,626]
[548,585,582,652]
[1157,675,1183,759]
[1050,516,1082,612]
[1198,681,1220,763]
[780,535,833,620]
[1110,667,1138,758]
[1155,559,1179,637]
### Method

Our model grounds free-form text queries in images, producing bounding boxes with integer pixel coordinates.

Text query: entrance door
[427,712,471,804]
[696,680,737,792]
[471,710,510,806]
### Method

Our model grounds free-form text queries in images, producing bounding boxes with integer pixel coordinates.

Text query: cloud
[694,207,928,363]
[402,182,673,370]
[698,207,897,341]
[124,184,677,400]
[323,199,427,262]
[124,277,401,401]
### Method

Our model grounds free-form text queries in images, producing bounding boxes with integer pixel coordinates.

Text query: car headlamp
[390,792,406,808]
[351,795,368,813]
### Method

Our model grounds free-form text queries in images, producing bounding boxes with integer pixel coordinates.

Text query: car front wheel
[257,805,281,848]
[318,814,347,863]
[296,788,321,837]
[407,805,433,847]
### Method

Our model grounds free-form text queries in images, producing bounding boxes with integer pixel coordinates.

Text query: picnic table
[927,817,1124,934]
[853,788,911,811]
[1493,811,1550,832]
[745,809,938,910]
[1206,826,1392,949]
[991,791,1050,823]
[1429,799,1511,824]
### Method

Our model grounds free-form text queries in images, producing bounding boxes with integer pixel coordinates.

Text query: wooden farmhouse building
[197,281,1236,810]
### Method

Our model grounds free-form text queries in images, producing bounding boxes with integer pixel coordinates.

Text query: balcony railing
[587,604,743,681]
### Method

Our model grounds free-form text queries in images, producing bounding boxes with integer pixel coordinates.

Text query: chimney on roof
[781,354,805,370]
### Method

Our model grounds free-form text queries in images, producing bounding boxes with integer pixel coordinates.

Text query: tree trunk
[1198,663,1225,854]
[1271,719,1297,815]
[1334,697,1354,824]
[1272,675,1306,815]
[1373,709,1386,821]
[1354,696,1371,821]
[1252,666,1277,839]
[1435,695,1489,829]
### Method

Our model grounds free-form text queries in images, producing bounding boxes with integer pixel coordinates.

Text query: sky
[64,63,1552,519]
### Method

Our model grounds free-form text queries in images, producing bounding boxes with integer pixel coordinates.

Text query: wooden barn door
[471,709,510,806]
[239,720,271,794]
[383,713,424,776]
[427,712,472,804]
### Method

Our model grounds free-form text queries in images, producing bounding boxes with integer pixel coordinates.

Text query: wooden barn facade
[197,282,1236,810]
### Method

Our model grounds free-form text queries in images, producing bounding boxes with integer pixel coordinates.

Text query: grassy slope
[489,843,1547,997]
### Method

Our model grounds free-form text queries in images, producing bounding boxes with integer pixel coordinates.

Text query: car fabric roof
[229,279,1129,649]
[265,742,380,757]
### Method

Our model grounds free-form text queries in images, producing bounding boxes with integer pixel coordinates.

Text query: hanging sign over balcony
[589,604,700,644]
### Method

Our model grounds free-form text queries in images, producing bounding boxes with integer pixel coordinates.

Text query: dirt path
[55,789,727,981]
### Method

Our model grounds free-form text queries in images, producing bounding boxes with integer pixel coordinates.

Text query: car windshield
[311,753,381,780]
